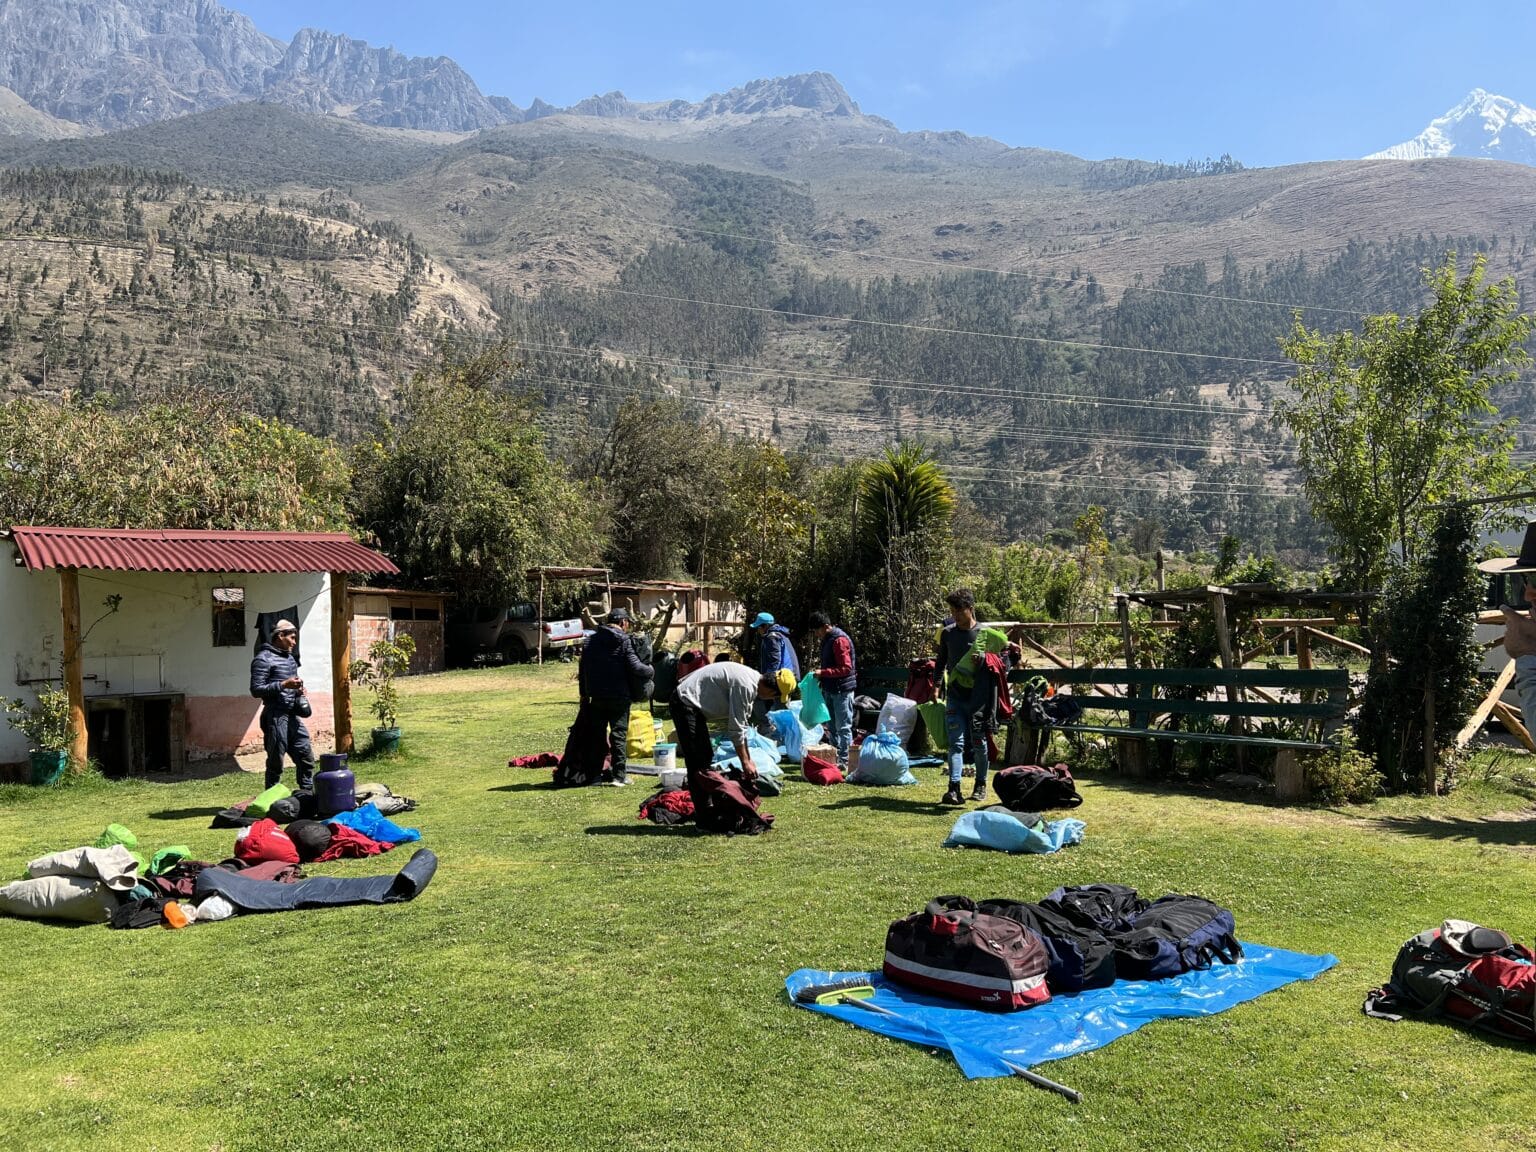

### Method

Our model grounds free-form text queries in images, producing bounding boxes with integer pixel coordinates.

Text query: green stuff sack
[94,824,138,851]
[916,701,947,753]
[246,783,291,819]
[149,846,192,876]
[798,670,831,728]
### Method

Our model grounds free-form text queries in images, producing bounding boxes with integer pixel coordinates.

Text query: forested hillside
[0,167,490,436]
[3,100,1536,559]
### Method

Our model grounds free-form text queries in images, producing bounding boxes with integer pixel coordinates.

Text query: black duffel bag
[978,898,1117,993]
[883,895,1051,1011]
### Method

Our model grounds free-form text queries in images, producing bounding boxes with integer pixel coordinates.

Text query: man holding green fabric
[935,588,991,806]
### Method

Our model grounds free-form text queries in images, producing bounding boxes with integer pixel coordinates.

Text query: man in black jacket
[577,608,654,786]
[249,619,315,790]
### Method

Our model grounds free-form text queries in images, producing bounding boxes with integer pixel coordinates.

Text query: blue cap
[750,612,775,628]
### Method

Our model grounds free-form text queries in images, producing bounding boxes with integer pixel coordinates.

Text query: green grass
[2,665,1534,1152]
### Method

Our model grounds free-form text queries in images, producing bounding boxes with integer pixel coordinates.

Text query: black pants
[670,694,716,780]
[262,710,315,790]
[585,695,631,779]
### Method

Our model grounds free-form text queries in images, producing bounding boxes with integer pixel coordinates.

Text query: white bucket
[659,767,687,790]
[654,743,677,771]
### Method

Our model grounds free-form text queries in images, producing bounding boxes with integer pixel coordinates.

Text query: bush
[1302,731,1383,805]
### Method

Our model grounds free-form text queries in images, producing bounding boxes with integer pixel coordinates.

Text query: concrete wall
[1,558,334,763]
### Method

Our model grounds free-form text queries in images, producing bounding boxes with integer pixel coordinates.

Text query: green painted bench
[1006,666,1351,795]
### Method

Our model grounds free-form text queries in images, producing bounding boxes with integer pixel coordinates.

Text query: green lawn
[1,664,1534,1152]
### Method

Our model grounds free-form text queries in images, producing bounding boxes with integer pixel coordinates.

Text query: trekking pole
[827,992,1082,1104]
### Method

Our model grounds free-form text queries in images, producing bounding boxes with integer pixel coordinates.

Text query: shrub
[1302,731,1383,805]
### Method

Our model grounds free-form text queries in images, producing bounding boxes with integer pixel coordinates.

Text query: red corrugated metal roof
[7,526,399,575]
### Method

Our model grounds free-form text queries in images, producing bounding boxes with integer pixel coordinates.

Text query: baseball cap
[750,612,775,628]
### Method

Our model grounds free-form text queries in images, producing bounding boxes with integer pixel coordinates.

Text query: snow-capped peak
[1367,89,1536,165]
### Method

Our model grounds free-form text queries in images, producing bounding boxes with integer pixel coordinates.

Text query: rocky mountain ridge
[0,0,879,137]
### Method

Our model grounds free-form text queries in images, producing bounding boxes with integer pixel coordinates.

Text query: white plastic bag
[876,694,919,744]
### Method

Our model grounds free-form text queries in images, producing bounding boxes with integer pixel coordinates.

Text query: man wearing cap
[750,611,799,734]
[672,663,795,783]
[577,608,654,787]
[1483,522,1536,737]
[249,619,315,790]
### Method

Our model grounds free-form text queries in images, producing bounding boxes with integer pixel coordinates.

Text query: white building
[1,526,397,777]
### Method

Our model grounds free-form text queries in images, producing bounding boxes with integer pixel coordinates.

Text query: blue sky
[233,0,1536,168]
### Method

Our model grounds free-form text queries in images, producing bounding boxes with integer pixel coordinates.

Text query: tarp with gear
[786,943,1336,1079]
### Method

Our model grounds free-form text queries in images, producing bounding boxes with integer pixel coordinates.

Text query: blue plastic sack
[943,812,1085,854]
[712,731,785,793]
[768,702,824,763]
[850,730,916,786]
[326,802,421,844]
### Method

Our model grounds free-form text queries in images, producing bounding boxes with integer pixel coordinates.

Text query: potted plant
[5,686,75,785]
[349,633,416,753]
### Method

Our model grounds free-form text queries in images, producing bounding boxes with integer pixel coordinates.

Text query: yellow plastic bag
[626,706,657,760]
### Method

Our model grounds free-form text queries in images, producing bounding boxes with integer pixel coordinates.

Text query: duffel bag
[1364,920,1534,1035]
[883,895,1050,1011]
[978,898,1117,993]
[1445,951,1536,1040]
[993,763,1083,811]
[1116,894,1242,980]
[1041,882,1146,936]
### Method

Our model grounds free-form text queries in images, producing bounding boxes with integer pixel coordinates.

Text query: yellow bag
[626,707,657,760]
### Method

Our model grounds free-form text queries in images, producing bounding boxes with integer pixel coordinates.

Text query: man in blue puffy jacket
[249,619,315,790]
[750,612,799,735]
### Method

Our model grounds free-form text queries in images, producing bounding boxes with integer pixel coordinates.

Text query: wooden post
[58,567,87,771]
[536,570,546,665]
[1154,549,1166,622]
[1210,590,1245,769]
[1454,657,1516,747]
[1118,596,1147,730]
[330,574,353,754]
[1423,683,1437,795]
[1491,700,1536,753]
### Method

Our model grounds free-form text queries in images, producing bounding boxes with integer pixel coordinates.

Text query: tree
[1276,254,1533,592]
[349,350,601,607]
[0,394,350,530]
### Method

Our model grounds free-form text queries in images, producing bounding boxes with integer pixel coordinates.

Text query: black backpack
[1042,883,1146,935]
[553,710,609,788]
[1115,895,1243,981]
[978,898,1117,993]
[993,764,1083,811]
[628,635,656,702]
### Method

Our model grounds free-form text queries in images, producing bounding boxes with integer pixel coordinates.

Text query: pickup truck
[446,602,588,665]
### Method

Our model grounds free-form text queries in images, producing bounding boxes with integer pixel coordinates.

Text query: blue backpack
[1115,895,1243,980]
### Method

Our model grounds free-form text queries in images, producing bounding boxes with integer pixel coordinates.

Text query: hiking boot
[969,782,988,803]
[941,785,964,806]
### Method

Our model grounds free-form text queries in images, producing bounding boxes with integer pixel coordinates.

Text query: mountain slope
[1368,89,1536,165]
[0,86,90,139]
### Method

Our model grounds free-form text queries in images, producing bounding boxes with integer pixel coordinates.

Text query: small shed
[0,526,397,777]
[349,587,448,674]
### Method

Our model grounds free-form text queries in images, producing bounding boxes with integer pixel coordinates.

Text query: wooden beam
[1455,657,1517,747]
[1210,590,1245,766]
[536,571,546,665]
[1119,596,1148,729]
[1491,700,1536,753]
[1423,684,1437,795]
[58,567,86,771]
[1300,625,1372,658]
[1016,634,1123,700]
[330,574,353,754]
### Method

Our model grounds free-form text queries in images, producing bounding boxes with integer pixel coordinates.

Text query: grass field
[1,664,1534,1152]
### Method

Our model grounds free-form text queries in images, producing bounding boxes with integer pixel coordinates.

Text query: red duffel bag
[802,752,844,786]
[883,895,1051,1011]
[234,818,300,865]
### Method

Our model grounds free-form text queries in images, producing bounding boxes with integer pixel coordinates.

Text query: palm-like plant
[858,443,956,551]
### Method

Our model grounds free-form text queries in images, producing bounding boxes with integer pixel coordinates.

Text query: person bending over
[671,661,794,782]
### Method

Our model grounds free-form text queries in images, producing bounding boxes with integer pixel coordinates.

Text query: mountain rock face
[0,0,872,139]
[1368,89,1536,166]
[551,72,862,123]
[0,0,512,133]
[263,29,511,131]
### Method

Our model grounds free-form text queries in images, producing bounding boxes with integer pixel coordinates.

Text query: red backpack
[802,753,844,786]
[1444,953,1536,1040]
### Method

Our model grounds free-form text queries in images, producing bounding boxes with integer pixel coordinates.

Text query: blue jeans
[824,687,855,769]
[945,681,989,785]
[262,710,314,790]
[1516,656,1536,736]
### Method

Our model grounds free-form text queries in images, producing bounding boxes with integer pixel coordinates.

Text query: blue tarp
[786,943,1336,1078]
[943,812,1086,854]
